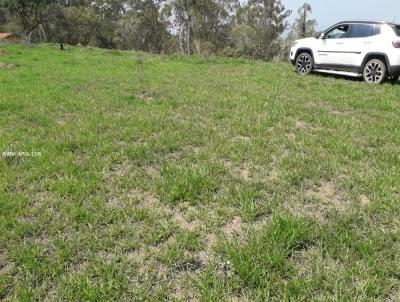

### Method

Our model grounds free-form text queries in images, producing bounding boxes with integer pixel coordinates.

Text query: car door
[315,24,350,66]
[342,23,381,67]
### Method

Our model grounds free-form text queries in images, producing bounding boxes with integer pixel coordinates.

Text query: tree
[0,7,8,25]
[114,0,169,52]
[171,0,239,55]
[2,0,56,43]
[236,0,291,60]
[293,2,317,39]
[44,0,126,48]
[171,0,193,54]
[227,24,257,58]
[278,2,317,61]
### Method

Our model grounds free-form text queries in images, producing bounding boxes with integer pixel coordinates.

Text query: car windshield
[393,25,400,36]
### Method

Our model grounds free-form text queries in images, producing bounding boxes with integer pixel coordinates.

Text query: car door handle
[336,42,343,45]
[364,42,372,44]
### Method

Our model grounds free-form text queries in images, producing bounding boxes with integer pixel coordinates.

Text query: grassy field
[0,43,400,301]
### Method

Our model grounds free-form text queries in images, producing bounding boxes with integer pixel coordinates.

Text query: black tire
[389,75,399,84]
[363,59,387,84]
[295,52,313,75]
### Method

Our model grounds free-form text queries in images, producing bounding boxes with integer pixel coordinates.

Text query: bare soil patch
[0,262,14,275]
[359,194,371,206]
[223,216,243,237]
[172,210,200,231]
[287,181,351,222]
[0,63,16,69]
[295,120,307,129]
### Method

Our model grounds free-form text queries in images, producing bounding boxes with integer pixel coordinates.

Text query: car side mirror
[320,32,326,39]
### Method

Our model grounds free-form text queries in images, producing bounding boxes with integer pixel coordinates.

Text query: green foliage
[279,2,318,61]
[234,0,291,60]
[0,0,305,60]
[114,0,169,52]
[293,2,317,39]
[226,24,258,58]
[3,0,55,42]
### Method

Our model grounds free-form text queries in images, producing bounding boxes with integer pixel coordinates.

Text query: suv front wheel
[363,59,387,84]
[295,53,313,75]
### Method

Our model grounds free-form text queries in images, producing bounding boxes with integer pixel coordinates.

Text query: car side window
[347,24,381,38]
[325,25,350,39]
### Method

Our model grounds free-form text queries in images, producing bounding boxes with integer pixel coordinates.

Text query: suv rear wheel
[295,53,313,75]
[363,59,387,84]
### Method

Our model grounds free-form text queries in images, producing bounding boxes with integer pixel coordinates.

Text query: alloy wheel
[296,54,312,74]
[365,62,384,83]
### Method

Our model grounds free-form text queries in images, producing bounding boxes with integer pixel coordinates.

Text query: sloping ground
[0,44,399,301]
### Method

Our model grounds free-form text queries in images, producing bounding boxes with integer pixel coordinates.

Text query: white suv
[290,21,400,83]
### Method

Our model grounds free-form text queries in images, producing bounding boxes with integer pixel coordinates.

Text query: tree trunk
[59,36,64,50]
[186,16,191,55]
[39,24,47,43]
[21,31,32,45]
[302,9,307,38]
[179,25,184,53]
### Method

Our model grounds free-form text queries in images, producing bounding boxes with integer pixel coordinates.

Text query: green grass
[1,43,400,301]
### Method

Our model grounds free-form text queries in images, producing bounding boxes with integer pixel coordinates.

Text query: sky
[283,0,400,30]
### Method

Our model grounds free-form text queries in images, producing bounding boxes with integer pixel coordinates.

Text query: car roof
[338,20,396,26]
[322,20,399,32]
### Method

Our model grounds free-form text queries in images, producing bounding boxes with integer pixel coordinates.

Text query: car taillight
[393,41,400,48]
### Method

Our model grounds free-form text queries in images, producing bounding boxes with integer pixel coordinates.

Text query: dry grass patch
[145,165,159,179]
[230,135,251,143]
[223,160,277,183]
[109,161,132,178]
[295,120,307,130]
[0,63,16,69]
[0,261,14,276]
[172,210,200,232]
[359,194,371,206]
[287,181,352,223]
[222,216,244,237]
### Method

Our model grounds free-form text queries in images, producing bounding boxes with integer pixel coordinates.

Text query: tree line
[0,0,317,61]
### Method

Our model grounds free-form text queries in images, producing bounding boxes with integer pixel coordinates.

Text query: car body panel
[289,21,400,78]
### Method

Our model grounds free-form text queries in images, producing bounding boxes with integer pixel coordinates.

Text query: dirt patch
[0,49,5,56]
[285,132,296,140]
[0,63,16,69]
[359,194,371,206]
[172,211,199,231]
[253,215,270,231]
[287,181,350,222]
[223,161,256,182]
[240,166,251,181]
[109,161,131,178]
[308,181,336,199]
[55,113,75,125]
[384,289,400,302]
[295,120,307,129]
[106,188,160,209]
[204,233,217,250]
[223,216,243,237]
[237,162,279,183]
[145,165,158,179]
[136,93,154,101]
[127,247,147,262]
[170,271,199,302]
[0,262,14,275]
